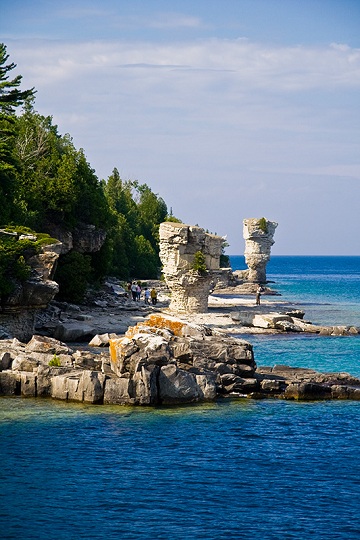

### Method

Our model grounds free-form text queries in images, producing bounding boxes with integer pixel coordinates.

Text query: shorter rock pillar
[159,222,223,313]
[243,218,277,283]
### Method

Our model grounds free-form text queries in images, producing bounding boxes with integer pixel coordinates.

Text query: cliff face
[0,237,62,341]
[44,222,106,254]
[159,222,224,313]
[243,218,277,283]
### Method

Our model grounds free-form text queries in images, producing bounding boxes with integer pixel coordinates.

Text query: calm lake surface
[1,256,360,539]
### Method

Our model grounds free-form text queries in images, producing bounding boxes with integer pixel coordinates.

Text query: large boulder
[51,370,106,403]
[109,314,256,405]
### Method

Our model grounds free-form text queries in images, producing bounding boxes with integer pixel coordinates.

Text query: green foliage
[192,251,208,276]
[0,44,179,293]
[54,251,92,303]
[165,207,182,223]
[48,354,61,367]
[258,217,268,233]
[165,215,182,223]
[133,235,158,278]
[103,169,169,279]
[14,104,111,230]
[0,235,35,297]
[0,228,59,299]
[220,237,230,268]
[0,43,35,114]
[0,44,35,225]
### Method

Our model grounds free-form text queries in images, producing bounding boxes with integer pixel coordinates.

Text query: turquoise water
[1,257,360,539]
[230,256,360,377]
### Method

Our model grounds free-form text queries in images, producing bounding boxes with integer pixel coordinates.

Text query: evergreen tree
[0,43,35,224]
[15,103,110,231]
[103,171,169,279]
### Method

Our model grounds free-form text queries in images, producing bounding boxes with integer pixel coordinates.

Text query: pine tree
[0,43,35,224]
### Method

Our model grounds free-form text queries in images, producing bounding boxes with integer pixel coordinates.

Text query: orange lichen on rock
[143,314,186,336]
[124,325,143,339]
[122,314,187,339]
[109,337,124,363]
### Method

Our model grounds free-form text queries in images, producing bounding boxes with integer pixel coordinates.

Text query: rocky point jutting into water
[242,217,277,283]
[159,222,224,313]
[1,314,359,405]
[1,220,359,405]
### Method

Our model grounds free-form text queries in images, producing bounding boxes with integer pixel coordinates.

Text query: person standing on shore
[255,285,263,306]
[131,282,137,301]
[144,288,150,305]
[150,288,157,305]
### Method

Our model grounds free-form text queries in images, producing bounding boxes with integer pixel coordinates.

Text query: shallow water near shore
[231,255,360,377]
[2,256,360,539]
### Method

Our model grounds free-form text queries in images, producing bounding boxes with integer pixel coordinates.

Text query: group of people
[128,281,157,305]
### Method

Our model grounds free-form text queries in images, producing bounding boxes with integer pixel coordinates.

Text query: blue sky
[1,0,360,255]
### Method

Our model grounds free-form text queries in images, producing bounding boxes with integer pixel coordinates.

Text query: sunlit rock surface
[159,222,224,313]
[243,218,277,283]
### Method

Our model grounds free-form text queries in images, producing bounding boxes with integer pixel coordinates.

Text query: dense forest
[0,43,180,302]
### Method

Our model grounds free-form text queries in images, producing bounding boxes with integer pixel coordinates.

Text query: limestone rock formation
[0,317,257,404]
[159,222,224,313]
[230,309,360,335]
[44,222,106,255]
[243,218,277,283]
[0,240,62,341]
[108,314,257,404]
[1,324,360,403]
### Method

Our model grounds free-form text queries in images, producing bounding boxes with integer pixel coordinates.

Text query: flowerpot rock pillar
[159,222,224,313]
[243,218,278,283]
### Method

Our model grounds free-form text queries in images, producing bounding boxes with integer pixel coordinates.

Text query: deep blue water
[1,256,360,539]
[1,398,360,540]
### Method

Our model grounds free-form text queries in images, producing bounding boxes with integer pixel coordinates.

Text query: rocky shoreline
[1,282,359,405]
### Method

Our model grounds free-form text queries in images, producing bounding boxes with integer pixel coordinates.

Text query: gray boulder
[51,370,106,403]
[54,322,95,342]
[158,364,202,404]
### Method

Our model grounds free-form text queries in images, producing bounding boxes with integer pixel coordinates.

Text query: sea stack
[243,218,277,283]
[159,222,223,313]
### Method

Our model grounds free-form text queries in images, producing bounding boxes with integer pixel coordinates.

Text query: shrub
[0,227,60,299]
[0,236,34,297]
[49,354,61,367]
[192,251,207,276]
[258,217,268,233]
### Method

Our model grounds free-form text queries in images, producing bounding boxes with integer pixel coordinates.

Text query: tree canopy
[0,43,182,301]
[0,43,35,223]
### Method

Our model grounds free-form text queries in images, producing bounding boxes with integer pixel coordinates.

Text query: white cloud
[13,38,360,91]
[6,36,360,254]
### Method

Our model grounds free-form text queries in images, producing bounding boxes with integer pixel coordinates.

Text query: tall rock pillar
[243,218,277,283]
[159,222,223,313]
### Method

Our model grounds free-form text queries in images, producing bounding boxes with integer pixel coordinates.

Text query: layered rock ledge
[0,238,62,341]
[1,315,359,404]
